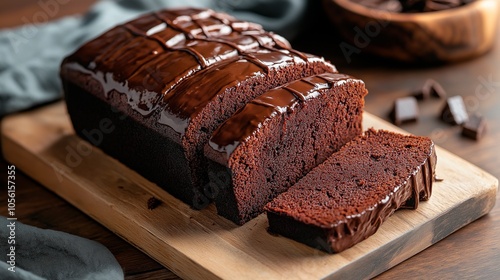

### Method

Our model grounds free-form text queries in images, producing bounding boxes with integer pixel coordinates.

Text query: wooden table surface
[1,1,499,279]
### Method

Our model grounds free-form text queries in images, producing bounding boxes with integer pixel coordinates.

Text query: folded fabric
[0,217,123,280]
[0,0,307,117]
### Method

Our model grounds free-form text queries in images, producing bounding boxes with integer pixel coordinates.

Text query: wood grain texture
[323,0,499,63]
[1,102,497,279]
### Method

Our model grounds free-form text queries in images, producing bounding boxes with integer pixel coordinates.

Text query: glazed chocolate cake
[265,129,436,253]
[60,8,335,207]
[205,73,368,225]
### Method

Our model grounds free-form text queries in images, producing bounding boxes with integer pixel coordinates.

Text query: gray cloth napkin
[0,217,123,280]
[0,0,307,117]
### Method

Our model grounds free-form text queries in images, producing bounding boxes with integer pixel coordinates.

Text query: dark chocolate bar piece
[414,79,446,100]
[390,96,419,125]
[462,114,487,140]
[441,95,469,125]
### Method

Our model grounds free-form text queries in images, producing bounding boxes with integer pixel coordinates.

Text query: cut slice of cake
[265,129,436,253]
[204,73,368,225]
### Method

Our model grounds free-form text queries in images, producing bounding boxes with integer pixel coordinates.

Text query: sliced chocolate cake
[61,8,335,208]
[205,73,368,225]
[265,129,436,253]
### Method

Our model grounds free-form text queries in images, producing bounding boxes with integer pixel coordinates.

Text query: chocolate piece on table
[390,96,419,125]
[147,197,162,210]
[441,95,469,125]
[414,79,446,100]
[461,114,487,140]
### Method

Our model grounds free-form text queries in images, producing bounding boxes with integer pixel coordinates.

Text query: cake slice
[61,8,335,208]
[265,129,436,253]
[204,73,368,225]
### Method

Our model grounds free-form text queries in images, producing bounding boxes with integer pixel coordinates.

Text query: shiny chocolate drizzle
[207,73,361,159]
[62,8,327,124]
[157,50,328,135]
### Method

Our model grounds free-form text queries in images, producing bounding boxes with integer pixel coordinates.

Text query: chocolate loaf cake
[265,129,436,253]
[205,73,368,225]
[60,8,335,208]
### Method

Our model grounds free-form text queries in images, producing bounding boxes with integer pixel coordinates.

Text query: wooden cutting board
[1,102,497,279]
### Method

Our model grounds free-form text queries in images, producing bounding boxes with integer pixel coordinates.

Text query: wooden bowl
[323,0,499,63]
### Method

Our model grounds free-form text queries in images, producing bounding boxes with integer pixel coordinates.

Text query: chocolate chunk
[441,95,468,125]
[424,0,462,12]
[461,114,487,140]
[147,197,162,210]
[390,96,419,125]
[414,79,446,100]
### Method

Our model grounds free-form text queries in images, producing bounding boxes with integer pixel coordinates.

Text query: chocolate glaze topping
[207,73,363,158]
[157,50,329,135]
[61,8,322,120]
